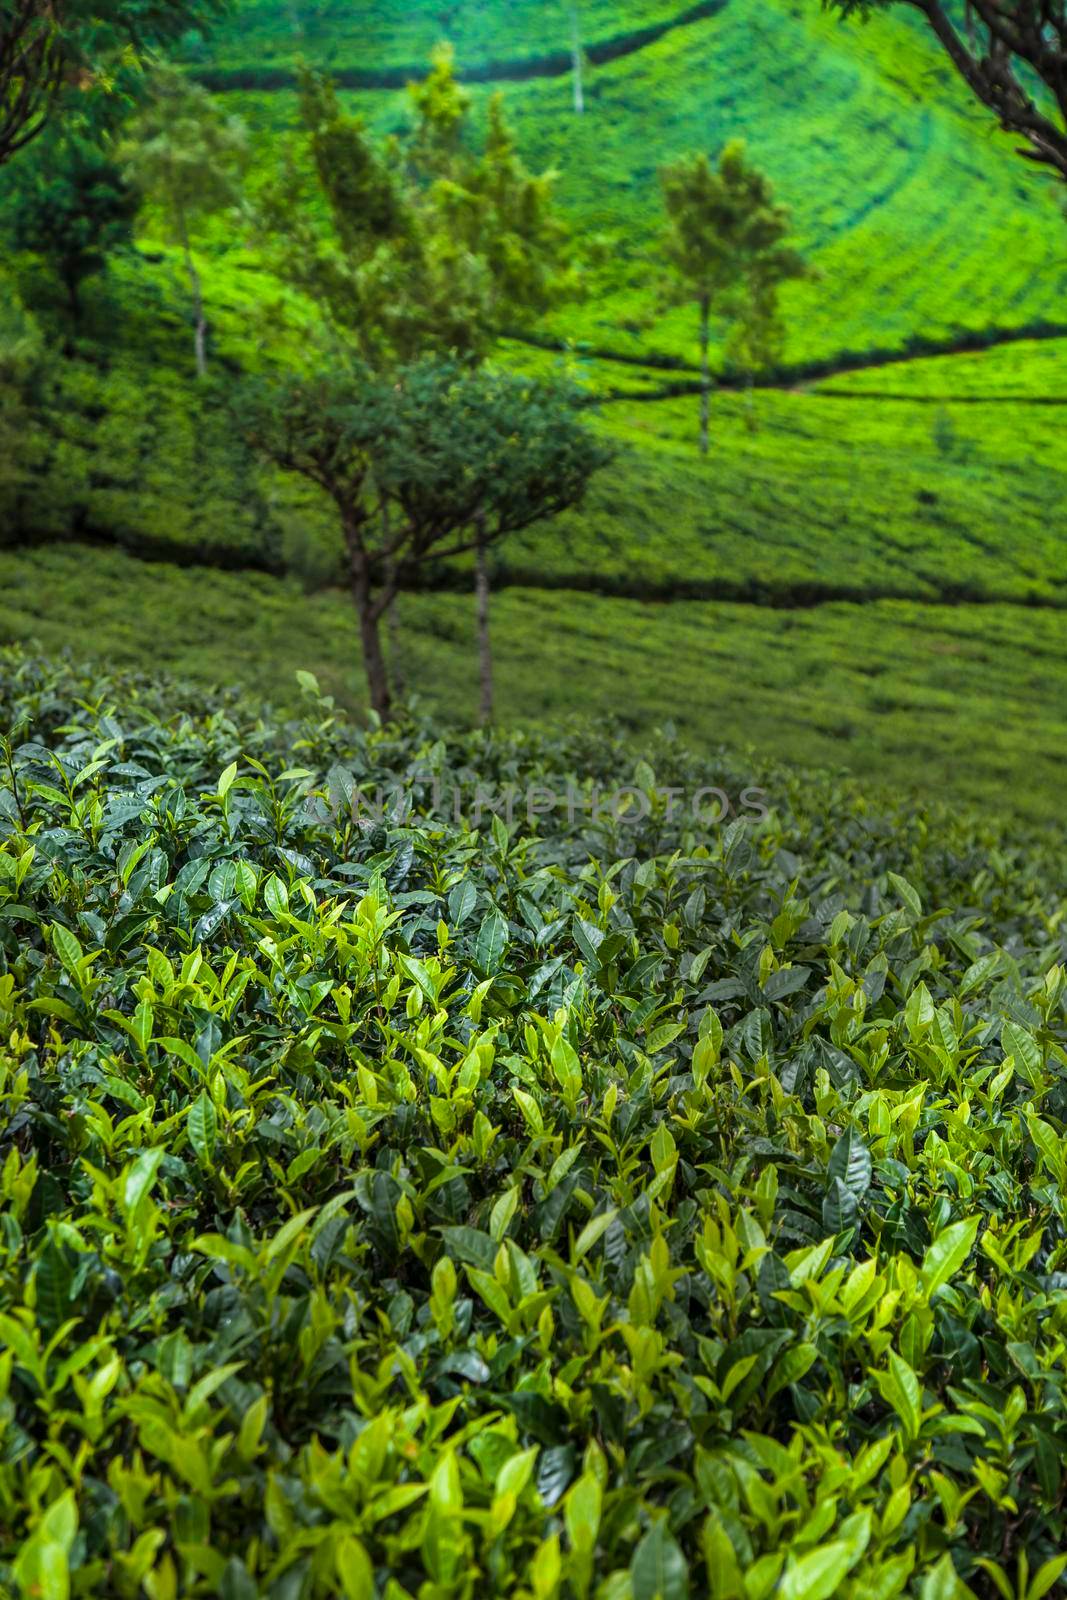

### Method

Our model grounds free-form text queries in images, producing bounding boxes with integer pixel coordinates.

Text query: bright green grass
[218,0,1067,370]
[6,540,1067,822]
[539,384,1067,601]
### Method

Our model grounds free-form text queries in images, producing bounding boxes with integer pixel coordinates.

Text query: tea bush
[1,649,1066,1598]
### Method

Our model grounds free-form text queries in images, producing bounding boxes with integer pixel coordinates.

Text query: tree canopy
[5,126,139,315]
[235,360,610,716]
[661,140,807,452]
[0,0,226,168]
[260,49,575,371]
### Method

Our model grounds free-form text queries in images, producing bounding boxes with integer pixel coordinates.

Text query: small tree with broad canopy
[235,360,611,720]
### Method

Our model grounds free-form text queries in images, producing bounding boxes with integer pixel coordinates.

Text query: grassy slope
[4,0,1066,823]
[6,541,1067,822]
[9,251,1067,604]
[549,382,1067,601]
[817,335,1067,396]
[220,0,1067,369]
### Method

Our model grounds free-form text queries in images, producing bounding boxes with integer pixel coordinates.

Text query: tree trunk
[384,557,405,699]
[744,371,757,433]
[347,526,391,719]
[64,267,81,322]
[380,497,405,699]
[360,601,391,721]
[179,207,207,380]
[570,4,584,113]
[475,510,493,726]
[699,294,710,457]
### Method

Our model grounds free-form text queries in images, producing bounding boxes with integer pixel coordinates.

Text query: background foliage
[1,0,1067,824]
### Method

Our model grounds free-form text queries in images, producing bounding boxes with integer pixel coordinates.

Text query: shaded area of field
[6,541,1065,822]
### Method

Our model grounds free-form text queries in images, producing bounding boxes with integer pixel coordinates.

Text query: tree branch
[905,0,1067,175]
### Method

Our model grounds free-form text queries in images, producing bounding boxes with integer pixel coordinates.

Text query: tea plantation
[1,649,1067,1597]
[203,0,1067,367]
[5,0,1067,830]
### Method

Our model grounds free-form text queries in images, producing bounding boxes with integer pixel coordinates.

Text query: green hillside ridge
[815,335,1067,397]
[188,0,689,79]
[3,0,1065,829]
[210,0,1067,369]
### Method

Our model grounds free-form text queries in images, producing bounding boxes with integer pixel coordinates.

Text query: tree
[0,0,226,170]
[827,0,1067,183]
[263,51,574,368]
[121,65,247,378]
[661,141,807,455]
[235,361,610,719]
[0,287,45,514]
[261,50,578,720]
[5,127,139,318]
[442,80,576,718]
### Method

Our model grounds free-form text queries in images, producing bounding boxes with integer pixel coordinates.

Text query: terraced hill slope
[2,0,1065,821]
[195,0,1067,369]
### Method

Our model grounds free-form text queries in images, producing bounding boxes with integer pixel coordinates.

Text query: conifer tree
[661,141,807,455]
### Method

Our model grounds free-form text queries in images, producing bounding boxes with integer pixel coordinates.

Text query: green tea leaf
[188,1091,218,1167]
[779,1541,855,1600]
[921,1216,980,1298]
[827,1128,872,1198]
[474,907,508,973]
[631,1521,688,1600]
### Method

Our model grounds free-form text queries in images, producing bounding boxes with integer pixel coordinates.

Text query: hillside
[196,0,1067,366]
[1,0,1066,822]
[5,543,1067,824]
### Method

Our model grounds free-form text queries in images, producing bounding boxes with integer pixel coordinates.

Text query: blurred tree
[661,141,807,454]
[826,0,1067,183]
[235,361,609,719]
[264,50,574,366]
[0,0,226,168]
[6,127,139,320]
[262,48,579,720]
[122,65,247,377]
[0,285,46,515]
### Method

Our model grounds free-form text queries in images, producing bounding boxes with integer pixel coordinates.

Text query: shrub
[0,650,1064,1595]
